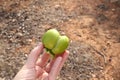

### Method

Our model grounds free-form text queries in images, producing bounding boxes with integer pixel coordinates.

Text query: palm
[14,43,69,80]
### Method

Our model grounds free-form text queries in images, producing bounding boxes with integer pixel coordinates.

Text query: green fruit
[42,29,69,56]
[52,36,69,55]
[42,29,60,49]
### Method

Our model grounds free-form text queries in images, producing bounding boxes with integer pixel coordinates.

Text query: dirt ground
[0,0,120,80]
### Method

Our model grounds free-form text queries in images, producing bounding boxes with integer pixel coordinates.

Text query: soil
[0,0,120,80]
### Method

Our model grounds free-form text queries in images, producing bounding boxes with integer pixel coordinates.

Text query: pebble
[16,32,23,37]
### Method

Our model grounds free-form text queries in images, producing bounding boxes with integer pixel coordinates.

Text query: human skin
[13,43,69,80]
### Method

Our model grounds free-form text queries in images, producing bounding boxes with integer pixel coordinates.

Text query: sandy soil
[0,0,120,80]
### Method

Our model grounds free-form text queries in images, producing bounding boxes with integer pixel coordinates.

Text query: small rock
[27,39,32,42]
[54,4,61,9]
[17,13,21,16]
[110,0,118,3]
[12,19,16,22]
[112,8,115,11]
[16,32,23,37]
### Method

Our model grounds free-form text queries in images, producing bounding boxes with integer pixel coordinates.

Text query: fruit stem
[45,48,55,58]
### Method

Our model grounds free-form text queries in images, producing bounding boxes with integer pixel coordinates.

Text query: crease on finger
[45,57,55,73]
[36,66,45,78]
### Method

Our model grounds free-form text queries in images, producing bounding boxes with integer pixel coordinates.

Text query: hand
[14,43,69,80]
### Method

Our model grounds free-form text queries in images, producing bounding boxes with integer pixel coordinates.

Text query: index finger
[25,43,44,68]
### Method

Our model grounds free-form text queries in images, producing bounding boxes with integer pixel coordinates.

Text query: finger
[46,51,69,79]
[49,57,62,80]
[36,51,50,68]
[25,43,44,68]
[36,66,45,78]
[45,57,56,73]
[45,51,69,73]
[55,50,69,75]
